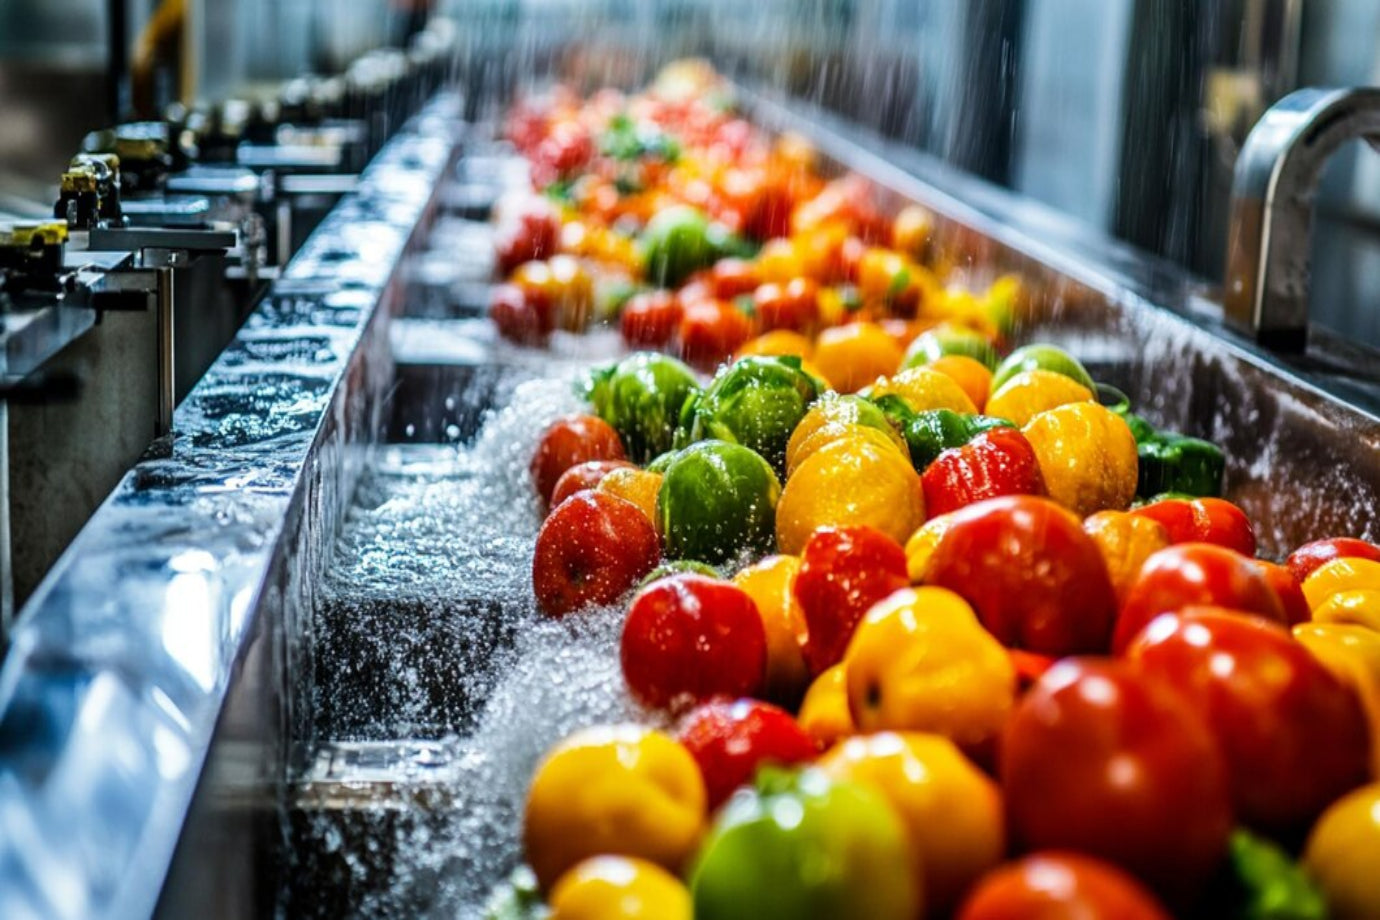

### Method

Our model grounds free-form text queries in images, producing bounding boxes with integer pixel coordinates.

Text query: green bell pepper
[586,353,702,464]
[678,355,820,474]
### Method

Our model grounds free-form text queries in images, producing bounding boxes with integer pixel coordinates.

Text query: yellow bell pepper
[865,366,978,415]
[843,587,1015,750]
[523,725,706,890]
[1022,402,1139,518]
[903,512,956,583]
[733,555,811,705]
[818,732,1004,915]
[548,856,692,920]
[1302,782,1380,920]
[797,663,854,749]
[1293,621,1380,776]
[1303,559,1380,614]
[985,368,1094,428]
[1083,510,1171,605]
[1312,588,1380,631]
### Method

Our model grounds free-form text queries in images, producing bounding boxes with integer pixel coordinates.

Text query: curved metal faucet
[1224,86,1380,351]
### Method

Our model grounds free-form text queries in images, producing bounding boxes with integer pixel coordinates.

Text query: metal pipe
[1224,86,1380,350]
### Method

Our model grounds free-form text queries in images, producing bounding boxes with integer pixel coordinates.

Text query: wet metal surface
[0,99,456,920]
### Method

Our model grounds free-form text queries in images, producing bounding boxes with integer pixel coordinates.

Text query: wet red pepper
[921,428,1047,518]
[1131,497,1256,557]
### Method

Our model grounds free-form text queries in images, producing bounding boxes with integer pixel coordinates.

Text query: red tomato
[549,460,634,509]
[532,491,660,617]
[533,121,593,180]
[621,574,768,712]
[677,698,817,810]
[926,496,1117,656]
[794,526,910,675]
[1001,658,1233,902]
[530,415,627,504]
[1113,543,1287,652]
[490,283,551,345]
[1131,497,1256,557]
[1126,607,1372,833]
[1286,537,1380,583]
[921,428,1047,518]
[678,300,754,372]
[958,853,1173,920]
[1252,559,1311,626]
[620,290,682,349]
[752,278,820,334]
[709,258,761,300]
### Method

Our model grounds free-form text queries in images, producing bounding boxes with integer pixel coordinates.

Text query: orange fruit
[776,434,925,554]
[1022,402,1138,518]
[811,322,904,393]
[733,555,811,705]
[1083,510,1172,605]
[928,355,992,412]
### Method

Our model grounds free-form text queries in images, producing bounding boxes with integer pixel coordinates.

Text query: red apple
[1114,543,1286,653]
[620,574,767,712]
[532,490,659,617]
[677,698,817,809]
[926,495,1117,656]
[1125,607,1372,833]
[530,414,626,505]
[549,459,633,510]
[1286,537,1380,583]
[1001,658,1233,903]
[794,526,909,675]
[921,428,1047,518]
[495,198,560,274]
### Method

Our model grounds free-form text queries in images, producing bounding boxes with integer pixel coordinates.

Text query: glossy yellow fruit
[776,435,926,555]
[1303,782,1380,920]
[928,355,992,412]
[523,725,706,890]
[1312,588,1380,631]
[797,663,855,748]
[1304,559,1380,613]
[785,395,908,474]
[785,421,909,479]
[892,205,935,263]
[754,238,805,283]
[904,513,956,583]
[733,555,811,704]
[985,368,1094,427]
[1083,510,1171,605]
[548,856,692,920]
[844,587,1015,749]
[735,330,814,361]
[1021,402,1138,518]
[1294,622,1380,776]
[597,468,663,524]
[866,366,978,415]
[819,732,1005,913]
[811,322,905,393]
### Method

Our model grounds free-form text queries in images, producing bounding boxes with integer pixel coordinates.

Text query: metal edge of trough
[0,96,462,920]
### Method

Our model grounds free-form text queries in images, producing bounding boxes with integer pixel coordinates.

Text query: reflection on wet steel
[0,98,457,920]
